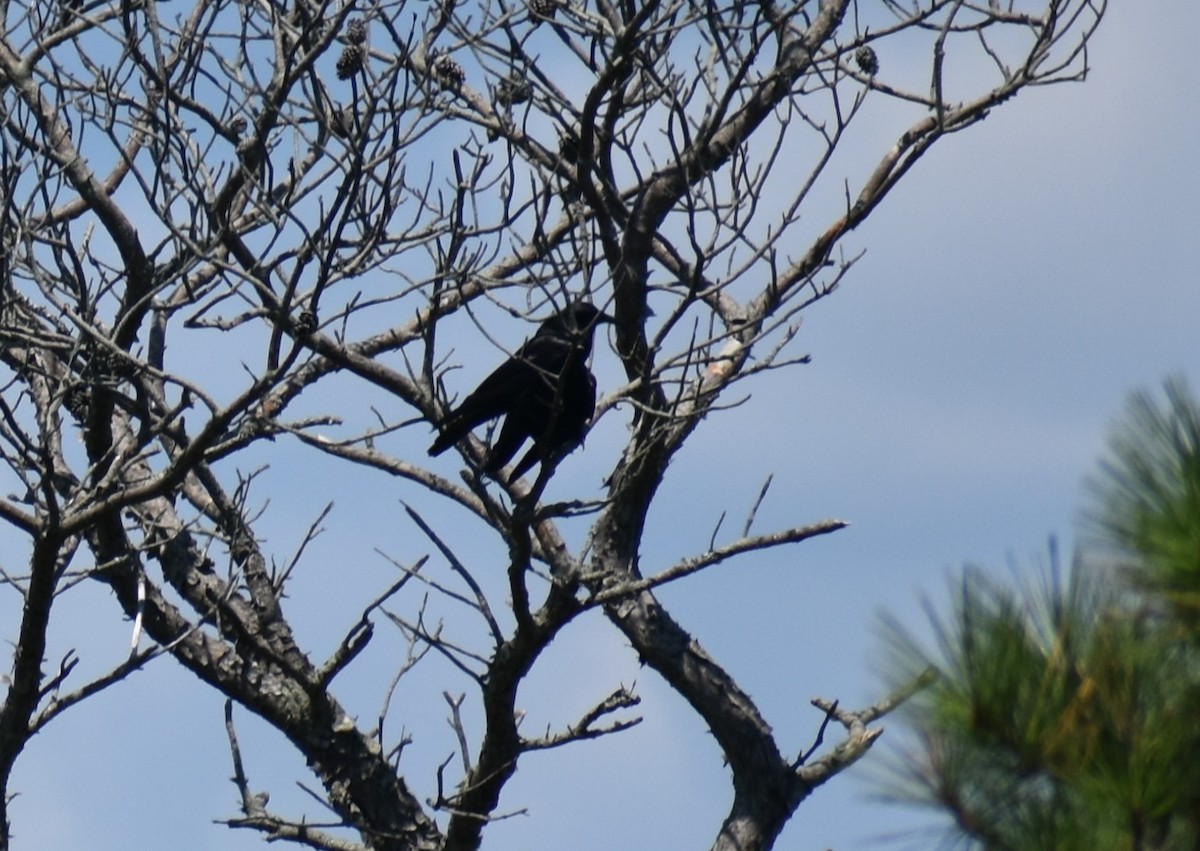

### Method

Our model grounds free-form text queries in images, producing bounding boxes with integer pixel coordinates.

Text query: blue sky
[8,3,1200,850]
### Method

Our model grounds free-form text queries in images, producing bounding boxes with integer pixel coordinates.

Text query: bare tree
[0,0,1105,849]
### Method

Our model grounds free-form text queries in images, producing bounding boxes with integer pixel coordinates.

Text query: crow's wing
[506,365,598,480]
[428,333,573,457]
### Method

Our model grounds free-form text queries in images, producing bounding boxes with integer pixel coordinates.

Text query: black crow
[428,301,613,479]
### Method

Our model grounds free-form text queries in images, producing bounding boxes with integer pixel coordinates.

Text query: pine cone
[495,74,532,106]
[431,52,465,90]
[558,129,580,165]
[90,347,132,380]
[855,45,879,76]
[529,0,557,21]
[337,44,364,80]
[295,310,317,336]
[345,17,368,45]
[63,385,90,422]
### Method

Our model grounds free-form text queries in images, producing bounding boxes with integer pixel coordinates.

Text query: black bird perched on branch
[428,301,613,480]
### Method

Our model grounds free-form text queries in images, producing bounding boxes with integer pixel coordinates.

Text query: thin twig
[404,503,504,644]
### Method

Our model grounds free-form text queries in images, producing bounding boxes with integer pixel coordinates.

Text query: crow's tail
[428,419,467,456]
